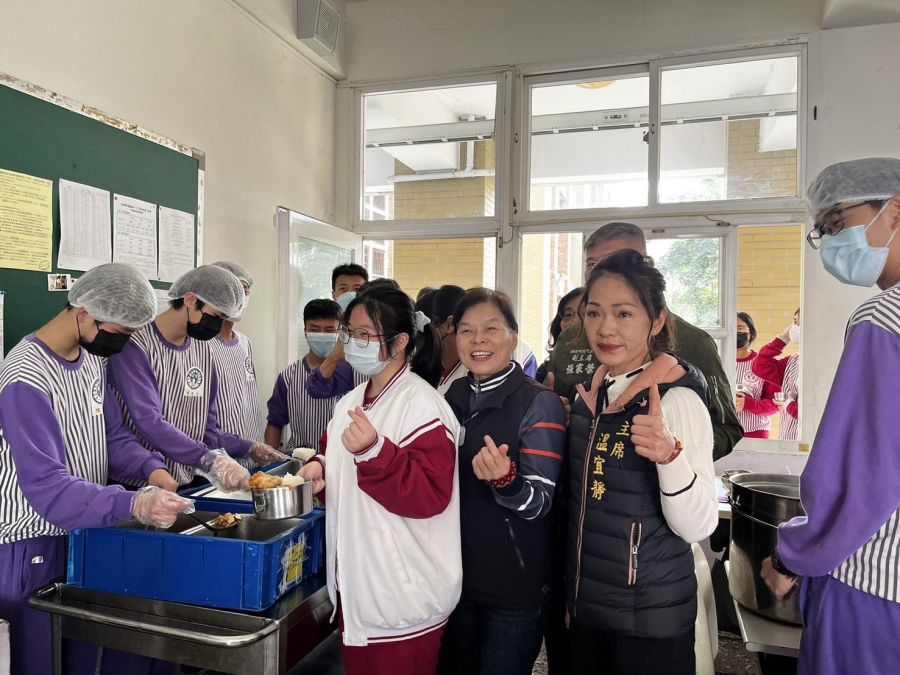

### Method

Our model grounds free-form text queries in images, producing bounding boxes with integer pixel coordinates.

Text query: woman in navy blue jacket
[443,289,567,675]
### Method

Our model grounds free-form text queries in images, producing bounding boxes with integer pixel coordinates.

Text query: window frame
[350,70,512,237]
[514,44,807,226]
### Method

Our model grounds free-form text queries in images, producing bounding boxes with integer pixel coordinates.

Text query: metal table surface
[30,574,334,675]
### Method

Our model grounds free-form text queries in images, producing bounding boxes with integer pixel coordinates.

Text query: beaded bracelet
[487,461,517,489]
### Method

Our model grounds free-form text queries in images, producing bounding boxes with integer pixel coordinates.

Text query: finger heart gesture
[342,406,378,453]
[472,435,511,481]
[630,385,676,463]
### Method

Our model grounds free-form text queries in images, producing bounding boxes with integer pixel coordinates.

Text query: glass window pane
[519,233,584,364]
[659,56,799,203]
[361,237,496,299]
[529,73,649,210]
[363,83,497,221]
[648,237,721,328]
[292,236,353,357]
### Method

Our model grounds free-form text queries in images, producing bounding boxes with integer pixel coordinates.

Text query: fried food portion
[249,472,283,489]
[212,513,240,528]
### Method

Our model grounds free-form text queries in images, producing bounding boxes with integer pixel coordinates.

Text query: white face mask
[335,292,356,312]
[788,324,801,345]
[344,337,396,377]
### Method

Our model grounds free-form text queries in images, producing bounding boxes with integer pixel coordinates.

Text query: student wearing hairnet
[761,158,900,675]
[106,265,283,490]
[209,261,263,469]
[0,263,192,675]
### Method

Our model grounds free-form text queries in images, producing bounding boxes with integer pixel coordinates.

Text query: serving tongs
[186,512,241,534]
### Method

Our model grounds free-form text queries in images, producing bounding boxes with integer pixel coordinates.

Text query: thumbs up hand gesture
[472,435,511,481]
[631,385,677,463]
[342,406,379,453]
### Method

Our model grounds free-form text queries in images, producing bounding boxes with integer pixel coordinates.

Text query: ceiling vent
[297,0,341,56]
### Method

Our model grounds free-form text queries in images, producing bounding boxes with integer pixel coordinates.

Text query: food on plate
[212,513,241,528]
[292,447,316,462]
[249,472,283,489]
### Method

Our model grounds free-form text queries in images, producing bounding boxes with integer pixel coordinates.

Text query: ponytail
[411,322,442,387]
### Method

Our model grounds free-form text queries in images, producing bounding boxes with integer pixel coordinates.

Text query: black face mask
[736,332,751,349]
[187,312,225,341]
[79,325,131,357]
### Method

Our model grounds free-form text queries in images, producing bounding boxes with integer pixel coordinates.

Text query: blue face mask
[306,332,337,358]
[335,292,356,312]
[820,202,895,287]
[344,337,396,377]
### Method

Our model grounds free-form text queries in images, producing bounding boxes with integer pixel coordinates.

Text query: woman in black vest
[443,289,566,675]
[566,250,718,675]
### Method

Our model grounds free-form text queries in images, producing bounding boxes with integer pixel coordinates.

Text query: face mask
[819,202,896,287]
[187,311,224,341]
[344,337,395,377]
[335,292,356,312]
[736,333,751,349]
[306,332,338,358]
[788,324,801,345]
[79,324,131,357]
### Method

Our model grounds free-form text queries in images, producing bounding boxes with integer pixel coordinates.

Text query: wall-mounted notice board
[0,76,201,356]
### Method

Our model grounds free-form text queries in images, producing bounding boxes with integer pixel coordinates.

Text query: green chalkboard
[0,81,199,356]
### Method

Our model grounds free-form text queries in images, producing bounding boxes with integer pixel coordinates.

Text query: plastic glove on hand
[250,443,287,466]
[132,486,195,528]
[199,449,251,492]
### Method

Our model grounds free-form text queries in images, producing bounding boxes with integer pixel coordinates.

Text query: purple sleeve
[0,383,134,529]
[306,362,355,399]
[266,374,290,428]
[107,341,209,466]
[777,321,900,577]
[204,366,253,457]
[103,383,166,481]
[522,354,538,379]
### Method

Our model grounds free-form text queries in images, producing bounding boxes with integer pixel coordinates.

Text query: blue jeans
[446,597,546,675]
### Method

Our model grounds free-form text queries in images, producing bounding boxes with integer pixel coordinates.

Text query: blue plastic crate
[67,509,325,611]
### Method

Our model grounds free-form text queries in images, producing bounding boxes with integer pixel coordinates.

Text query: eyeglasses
[806,201,875,250]
[338,326,392,348]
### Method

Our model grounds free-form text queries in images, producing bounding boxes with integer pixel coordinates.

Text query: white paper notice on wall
[113,194,157,280]
[158,207,195,282]
[57,179,112,271]
[154,288,171,316]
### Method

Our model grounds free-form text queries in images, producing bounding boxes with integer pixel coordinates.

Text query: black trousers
[569,623,695,675]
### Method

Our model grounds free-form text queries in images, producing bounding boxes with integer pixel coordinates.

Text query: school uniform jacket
[316,364,462,647]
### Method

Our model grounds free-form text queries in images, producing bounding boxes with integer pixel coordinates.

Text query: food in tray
[249,472,283,489]
[291,447,316,461]
[212,513,241,529]
[248,471,307,490]
[281,473,307,488]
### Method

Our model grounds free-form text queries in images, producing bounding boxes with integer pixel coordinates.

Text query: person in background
[443,289,566,675]
[566,250,717,675]
[751,309,800,440]
[545,222,742,461]
[416,286,437,303]
[209,261,263,468]
[107,265,283,489]
[298,282,461,675]
[536,287,583,383]
[0,263,190,675]
[416,284,467,395]
[761,158,900,675]
[306,263,370,400]
[266,299,346,452]
[735,312,780,439]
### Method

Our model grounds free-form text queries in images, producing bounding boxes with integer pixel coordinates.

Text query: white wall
[343,0,821,82]
[0,0,337,400]
[800,21,900,440]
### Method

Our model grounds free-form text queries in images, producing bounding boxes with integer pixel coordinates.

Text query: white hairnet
[68,263,156,329]
[807,157,900,213]
[168,265,245,318]
[211,260,254,289]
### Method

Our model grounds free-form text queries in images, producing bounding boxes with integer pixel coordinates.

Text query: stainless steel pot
[728,472,804,625]
[252,482,314,520]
